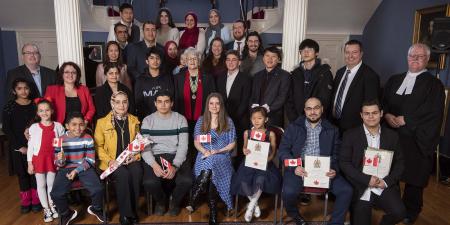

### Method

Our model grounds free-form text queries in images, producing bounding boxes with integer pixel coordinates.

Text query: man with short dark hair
[5,43,56,100]
[141,91,192,216]
[225,20,247,56]
[340,99,406,225]
[383,43,445,224]
[107,3,141,43]
[331,39,380,133]
[286,39,334,122]
[127,21,165,81]
[134,47,174,120]
[240,31,265,76]
[279,97,352,225]
[114,23,129,50]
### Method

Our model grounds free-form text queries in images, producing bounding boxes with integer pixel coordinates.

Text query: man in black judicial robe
[382,43,445,224]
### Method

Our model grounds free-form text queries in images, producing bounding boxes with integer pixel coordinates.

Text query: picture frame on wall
[412,4,450,69]
[86,42,104,62]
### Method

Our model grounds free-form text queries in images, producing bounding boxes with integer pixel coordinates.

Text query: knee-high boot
[186,169,212,213]
[208,181,218,225]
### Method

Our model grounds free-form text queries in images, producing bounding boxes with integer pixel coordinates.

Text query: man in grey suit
[5,43,56,100]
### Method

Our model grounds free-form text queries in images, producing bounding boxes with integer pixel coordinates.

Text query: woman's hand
[27,162,34,175]
[18,147,27,155]
[243,148,251,155]
[108,160,119,168]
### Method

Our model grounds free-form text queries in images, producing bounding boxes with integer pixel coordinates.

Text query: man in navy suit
[225,20,247,57]
[279,97,352,225]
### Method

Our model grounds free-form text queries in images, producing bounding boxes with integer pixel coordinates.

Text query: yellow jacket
[94,112,141,171]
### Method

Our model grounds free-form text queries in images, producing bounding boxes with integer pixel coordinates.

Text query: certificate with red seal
[245,139,270,171]
[304,156,330,188]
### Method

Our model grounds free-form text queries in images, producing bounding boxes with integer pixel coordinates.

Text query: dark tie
[236,42,242,55]
[334,69,351,119]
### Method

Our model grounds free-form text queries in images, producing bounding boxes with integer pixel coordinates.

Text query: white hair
[408,43,430,57]
[183,47,201,59]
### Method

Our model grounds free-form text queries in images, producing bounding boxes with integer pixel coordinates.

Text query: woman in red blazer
[44,62,95,124]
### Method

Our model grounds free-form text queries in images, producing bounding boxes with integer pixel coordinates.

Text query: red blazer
[44,85,95,124]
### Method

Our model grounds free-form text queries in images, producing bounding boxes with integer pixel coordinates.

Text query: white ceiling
[0,0,382,34]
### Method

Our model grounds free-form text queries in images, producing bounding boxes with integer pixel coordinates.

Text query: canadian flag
[196,134,211,143]
[250,130,266,141]
[284,158,302,167]
[160,157,172,171]
[53,138,63,148]
[128,143,145,152]
[364,156,379,167]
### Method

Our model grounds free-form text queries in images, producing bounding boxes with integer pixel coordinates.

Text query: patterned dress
[193,116,236,209]
[231,129,281,196]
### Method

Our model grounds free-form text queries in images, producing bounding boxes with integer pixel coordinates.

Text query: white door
[16,30,58,70]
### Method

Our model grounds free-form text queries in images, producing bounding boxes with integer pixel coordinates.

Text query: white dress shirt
[226,70,239,97]
[333,60,363,111]
[233,37,246,55]
[395,69,427,95]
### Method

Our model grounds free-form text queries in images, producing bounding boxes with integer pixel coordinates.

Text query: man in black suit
[225,20,247,57]
[107,3,141,44]
[340,99,406,225]
[127,21,165,81]
[331,40,380,133]
[5,43,56,100]
[286,39,334,123]
[217,50,252,165]
[250,46,291,127]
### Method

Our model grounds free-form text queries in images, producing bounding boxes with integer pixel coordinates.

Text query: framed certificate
[245,139,270,171]
[304,156,330,188]
[362,147,394,179]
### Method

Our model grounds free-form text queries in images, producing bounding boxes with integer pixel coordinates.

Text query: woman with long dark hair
[202,37,226,81]
[155,8,179,46]
[95,41,132,90]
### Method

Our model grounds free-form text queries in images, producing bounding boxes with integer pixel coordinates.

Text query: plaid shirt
[302,119,322,157]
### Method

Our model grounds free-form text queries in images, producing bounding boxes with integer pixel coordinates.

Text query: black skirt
[231,161,281,196]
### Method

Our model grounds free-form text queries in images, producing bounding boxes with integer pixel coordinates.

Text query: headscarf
[179,12,200,50]
[205,9,224,41]
[164,41,179,74]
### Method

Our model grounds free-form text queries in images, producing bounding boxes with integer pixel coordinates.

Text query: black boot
[208,181,218,225]
[186,169,212,213]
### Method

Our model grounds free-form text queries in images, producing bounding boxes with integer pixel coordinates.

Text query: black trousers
[110,161,143,217]
[12,151,36,191]
[50,168,104,215]
[352,186,406,225]
[142,153,193,207]
[402,183,424,219]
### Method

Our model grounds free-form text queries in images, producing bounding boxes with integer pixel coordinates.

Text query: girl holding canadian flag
[187,93,236,225]
[231,106,281,223]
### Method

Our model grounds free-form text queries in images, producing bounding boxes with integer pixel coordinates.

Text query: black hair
[146,47,163,59]
[142,21,156,31]
[250,106,268,118]
[104,41,123,65]
[242,31,264,58]
[11,78,31,99]
[103,62,121,76]
[263,46,282,60]
[114,23,127,33]
[34,99,54,123]
[56,62,82,87]
[156,8,176,28]
[361,99,382,111]
[154,90,173,102]
[225,50,240,59]
[202,37,226,73]
[65,112,84,125]
[119,3,133,12]
[345,39,363,52]
[299,39,319,52]
[233,19,247,29]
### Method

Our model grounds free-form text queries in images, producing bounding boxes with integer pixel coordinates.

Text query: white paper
[244,139,270,171]
[304,156,330,188]
[362,147,394,179]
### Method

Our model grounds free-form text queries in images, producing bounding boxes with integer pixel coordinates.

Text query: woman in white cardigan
[179,11,206,54]
[156,8,179,46]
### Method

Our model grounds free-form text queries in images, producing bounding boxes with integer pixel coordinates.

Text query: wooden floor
[1,155,450,225]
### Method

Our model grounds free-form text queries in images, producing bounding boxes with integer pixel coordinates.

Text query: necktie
[334,69,351,119]
[237,42,242,55]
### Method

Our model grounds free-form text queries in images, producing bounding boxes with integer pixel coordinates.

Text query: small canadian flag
[128,143,145,152]
[196,134,211,143]
[250,130,266,141]
[364,156,379,167]
[284,158,302,167]
[53,138,63,148]
[160,157,172,171]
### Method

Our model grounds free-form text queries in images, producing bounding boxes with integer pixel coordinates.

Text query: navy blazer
[278,116,341,172]
[5,65,56,100]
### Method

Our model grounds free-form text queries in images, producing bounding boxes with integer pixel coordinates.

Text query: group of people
[2,3,446,225]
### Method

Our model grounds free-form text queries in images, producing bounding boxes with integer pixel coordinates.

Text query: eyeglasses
[408,54,427,60]
[23,51,40,56]
[63,71,77,75]
[226,58,239,62]
[187,57,198,62]
[305,106,321,111]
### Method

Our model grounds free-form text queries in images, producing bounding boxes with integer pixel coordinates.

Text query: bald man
[278,97,352,225]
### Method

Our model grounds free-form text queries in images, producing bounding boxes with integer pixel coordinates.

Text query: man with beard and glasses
[278,97,352,225]
[240,31,265,77]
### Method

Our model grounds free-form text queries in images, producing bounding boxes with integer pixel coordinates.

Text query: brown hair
[104,41,123,65]
[57,62,82,87]
[201,93,229,134]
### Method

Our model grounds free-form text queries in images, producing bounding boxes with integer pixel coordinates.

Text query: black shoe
[21,205,31,214]
[208,181,218,225]
[403,217,417,224]
[154,203,166,216]
[167,205,181,216]
[293,215,308,225]
[31,204,42,213]
[300,194,311,206]
[87,205,106,223]
[60,209,78,225]
[119,216,133,225]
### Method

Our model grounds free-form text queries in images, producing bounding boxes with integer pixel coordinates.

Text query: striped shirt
[54,133,95,173]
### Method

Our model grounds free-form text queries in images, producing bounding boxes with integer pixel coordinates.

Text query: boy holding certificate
[339,100,406,225]
[279,97,352,225]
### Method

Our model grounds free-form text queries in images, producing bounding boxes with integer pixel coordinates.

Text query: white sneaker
[43,208,53,222]
[253,204,261,218]
[244,204,254,222]
[50,204,58,218]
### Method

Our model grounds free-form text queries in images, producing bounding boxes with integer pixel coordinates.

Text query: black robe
[382,71,445,186]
